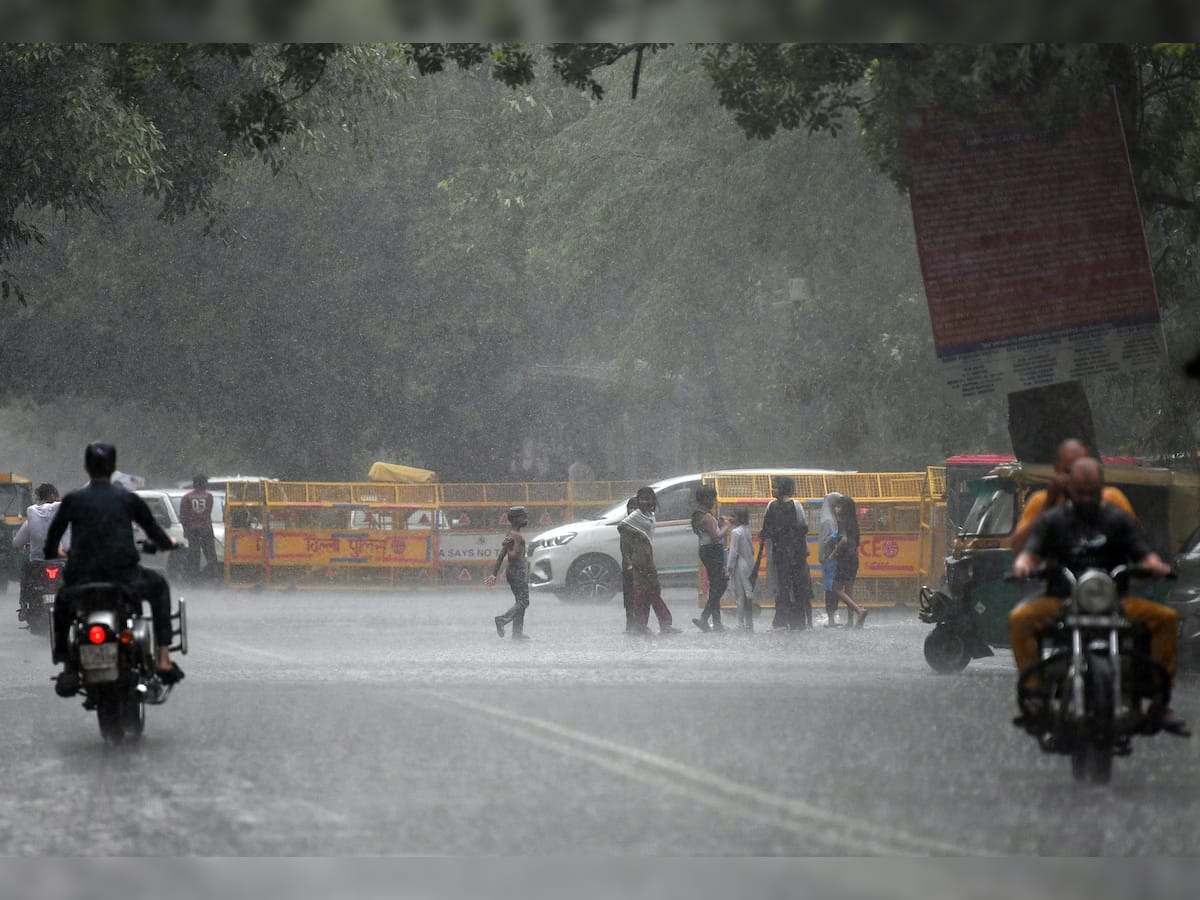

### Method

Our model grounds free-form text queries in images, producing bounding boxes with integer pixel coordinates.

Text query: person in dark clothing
[44,442,183,696]
[831,496,868,627]
[180,473,218,582]
[620,496,638,633]
[691,485,731,632]
[617,486,680,636]
[760,475,812,630]
[487,506,531,640]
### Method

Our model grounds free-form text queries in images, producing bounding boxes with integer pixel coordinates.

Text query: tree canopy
[1,43,1196,484]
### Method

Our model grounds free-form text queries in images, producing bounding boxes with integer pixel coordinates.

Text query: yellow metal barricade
[705,470,947,610]
[221,478,653,590]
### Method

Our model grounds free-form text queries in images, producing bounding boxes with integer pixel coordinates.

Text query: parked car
[1170,524,1200,667]
[528,473,703,602]
[165,489,226,563]
[528,468,845,602]
[133,489,186,577]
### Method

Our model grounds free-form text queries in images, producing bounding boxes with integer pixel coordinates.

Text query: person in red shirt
[180,474,217,582]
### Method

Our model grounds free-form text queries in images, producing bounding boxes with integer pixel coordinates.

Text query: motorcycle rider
[1010,456,1187,736]
[1009,438,1134,554]
[12,482,69,562]
[44,443,184,697]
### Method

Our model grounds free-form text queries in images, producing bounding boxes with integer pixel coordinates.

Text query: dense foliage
[0,43,1196,485]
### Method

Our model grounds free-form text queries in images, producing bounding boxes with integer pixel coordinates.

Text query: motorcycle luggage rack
[168,597,187,654]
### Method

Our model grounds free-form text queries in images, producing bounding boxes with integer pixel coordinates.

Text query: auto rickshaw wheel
[924,625,971,674]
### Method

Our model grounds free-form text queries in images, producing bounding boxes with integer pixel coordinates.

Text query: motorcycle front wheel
[1070,657,1115,784]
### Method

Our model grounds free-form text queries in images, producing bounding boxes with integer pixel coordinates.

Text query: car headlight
[532,532,576,552]
[1076,570,1118,614]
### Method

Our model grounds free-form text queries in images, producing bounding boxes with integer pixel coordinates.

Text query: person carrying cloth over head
[617,486,680,636]
[487,506,531,640]
[1010,456,1187,737]
[759,475,813,631]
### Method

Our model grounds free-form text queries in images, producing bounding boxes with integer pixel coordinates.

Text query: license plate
[79,643,118,669]
[42,594,56,607]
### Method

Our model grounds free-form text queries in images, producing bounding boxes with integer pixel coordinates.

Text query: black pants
[54,567,173,662]
[185,528,218,580]
[699,543,728,625]
[772,552,813,629]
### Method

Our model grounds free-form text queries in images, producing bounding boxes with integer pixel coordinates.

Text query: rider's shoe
[1161,708,1191,738]
[54,667,81,698]
[157,662,185,685]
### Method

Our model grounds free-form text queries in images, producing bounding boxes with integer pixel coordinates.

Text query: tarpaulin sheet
[367,462,437,484]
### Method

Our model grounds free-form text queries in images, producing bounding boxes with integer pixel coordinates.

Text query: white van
[527,468,846,602]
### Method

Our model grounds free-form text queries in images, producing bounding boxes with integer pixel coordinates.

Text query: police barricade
[223,480,439,589]
[433,480,644,585]
[222,479,649,589]
[705,470,946,610]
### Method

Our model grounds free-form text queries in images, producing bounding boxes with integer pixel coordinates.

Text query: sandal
[157,662,185,685]
[855,609,869,628]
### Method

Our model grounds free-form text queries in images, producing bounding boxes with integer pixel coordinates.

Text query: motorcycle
[17,556,65,636]
[48,542,188,744]
[1013,564,1170,784]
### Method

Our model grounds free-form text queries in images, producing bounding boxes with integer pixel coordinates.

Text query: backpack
[690,508,708,536]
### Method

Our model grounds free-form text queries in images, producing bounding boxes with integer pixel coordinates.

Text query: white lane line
[423,690,989,856]
[196,640,309,664]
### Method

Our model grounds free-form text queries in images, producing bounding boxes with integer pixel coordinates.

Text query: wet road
[1,586,1197,856]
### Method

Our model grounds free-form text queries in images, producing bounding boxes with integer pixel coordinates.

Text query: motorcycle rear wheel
[94,686,145,744]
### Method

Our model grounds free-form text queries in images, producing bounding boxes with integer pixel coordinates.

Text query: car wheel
[563,555,621,603]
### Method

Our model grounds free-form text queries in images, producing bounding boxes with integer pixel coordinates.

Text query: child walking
[725,508,755,631]
[487,506,531,640]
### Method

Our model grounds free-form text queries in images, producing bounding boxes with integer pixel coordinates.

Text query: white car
[132,489,186,575]
[527,473,705,602]
[165,489,226,563]
[527,469,848,602]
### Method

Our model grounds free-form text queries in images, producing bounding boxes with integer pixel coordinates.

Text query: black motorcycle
[17,556,65,636]
[48,543,188,744]
[1013,565,1171,784]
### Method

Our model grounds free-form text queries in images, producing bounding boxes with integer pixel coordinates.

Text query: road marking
[422,690,989,856]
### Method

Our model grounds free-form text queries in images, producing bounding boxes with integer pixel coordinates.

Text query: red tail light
[87,625,108,645]
[45,565,60,580]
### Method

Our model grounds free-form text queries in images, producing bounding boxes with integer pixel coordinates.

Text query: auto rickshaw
[918,460,1199,674]
[0,473,33,592]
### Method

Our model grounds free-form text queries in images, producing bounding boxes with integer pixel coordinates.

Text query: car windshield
[960,478,1016,537]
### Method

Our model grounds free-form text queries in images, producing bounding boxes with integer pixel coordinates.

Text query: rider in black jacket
[44,443,184,696]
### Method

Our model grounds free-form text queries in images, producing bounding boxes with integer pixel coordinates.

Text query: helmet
[507,506,528,523]
[84,442,117,479]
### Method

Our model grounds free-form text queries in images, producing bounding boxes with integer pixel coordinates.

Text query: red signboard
[901,94,1163,397]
